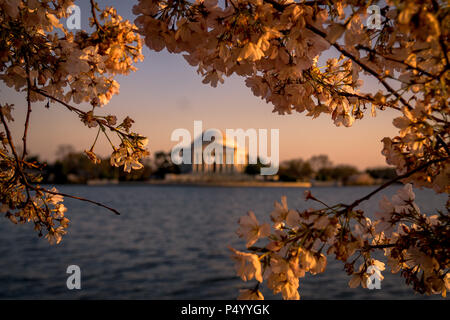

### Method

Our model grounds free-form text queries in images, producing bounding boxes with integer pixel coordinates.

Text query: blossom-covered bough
[1,0,448,298]
[132,0,449,298]
[0,0,147,244]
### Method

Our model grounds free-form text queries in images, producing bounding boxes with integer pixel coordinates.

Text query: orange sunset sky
[1,0,399,170]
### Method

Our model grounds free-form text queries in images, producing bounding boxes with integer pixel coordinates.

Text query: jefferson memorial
[173,129,249,176]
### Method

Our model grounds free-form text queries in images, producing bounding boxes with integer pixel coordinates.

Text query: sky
[1,0,399,170]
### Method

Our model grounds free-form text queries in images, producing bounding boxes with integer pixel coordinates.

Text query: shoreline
[67,180,395,188]
[144,180,313,188]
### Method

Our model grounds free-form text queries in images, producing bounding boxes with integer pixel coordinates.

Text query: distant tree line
[35,147,396,185]
[245,154,397,184]
[35,145,179,184]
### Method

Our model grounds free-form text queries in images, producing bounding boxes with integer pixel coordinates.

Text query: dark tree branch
[22,61,32,160]
[31,88,134,139]
[344,157,448,212]
[32,186,121,215]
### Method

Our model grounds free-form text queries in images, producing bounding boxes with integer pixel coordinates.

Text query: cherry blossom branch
[355,45,436,78]
[30,87,135,139]
[305,70,399,110]
[343,157,448,212]
[1,106,121,216]
[30,186,121,215]
[305,23,415,111]
[1,110,46,220]
[262,0,414,110]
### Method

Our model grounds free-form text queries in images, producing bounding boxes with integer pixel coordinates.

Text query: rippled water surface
[0,184,447,299]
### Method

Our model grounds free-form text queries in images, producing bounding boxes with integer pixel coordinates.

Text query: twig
[90,0,105,32]
[22,62,32,160]
[31,87,134,139]
[32,186,121,215]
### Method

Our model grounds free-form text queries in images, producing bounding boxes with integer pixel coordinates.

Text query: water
[0,185,447,300]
